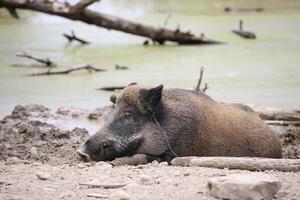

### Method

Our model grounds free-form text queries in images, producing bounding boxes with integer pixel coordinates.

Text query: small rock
[95,161,112,170]
[109,190,130,200]
[30,147,38,159]
[36,171,50,180]
[151,161,159,167]
[6,157,22,165]
[207,173,281,200]
[159,162,168,166]
[140,174,151,183]
[136,165,144,169]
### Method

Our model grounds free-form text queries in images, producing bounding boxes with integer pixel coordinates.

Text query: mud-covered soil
[0,104,300,200]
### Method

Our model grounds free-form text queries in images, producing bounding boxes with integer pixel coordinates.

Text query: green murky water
[1,0,300,117]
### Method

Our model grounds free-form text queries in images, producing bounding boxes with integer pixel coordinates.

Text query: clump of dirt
[281,126,300,159]
[0,105,90,165]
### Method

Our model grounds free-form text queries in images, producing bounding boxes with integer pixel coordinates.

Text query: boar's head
[79,84,170,161]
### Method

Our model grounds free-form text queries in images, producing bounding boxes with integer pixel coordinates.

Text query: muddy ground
[0,104,300,200]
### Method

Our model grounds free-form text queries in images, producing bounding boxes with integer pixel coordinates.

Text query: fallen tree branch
[28,65,105,76]
[195,67,208,92]
[63,30,90,44]
[79,182,127,189]
[0,0,221,45]
[172,157,300,172]
[17,52,55,67]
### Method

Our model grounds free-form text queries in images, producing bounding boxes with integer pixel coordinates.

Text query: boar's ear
[142,85,163,113]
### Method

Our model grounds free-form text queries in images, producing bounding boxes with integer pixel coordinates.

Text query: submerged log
[172,157,300,172]
[225,7,264,13]
[0,0,222,45]
[232,20,256,39]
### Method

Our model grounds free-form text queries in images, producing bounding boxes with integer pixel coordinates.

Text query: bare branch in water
[63,30,90,44]
[28,65,105,76]
[195,67,208,93]
[17,52,55,67]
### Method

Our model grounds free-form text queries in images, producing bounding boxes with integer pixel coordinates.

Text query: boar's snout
[78,138,117,162]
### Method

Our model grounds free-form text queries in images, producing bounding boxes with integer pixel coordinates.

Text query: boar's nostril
[77,148,91,162]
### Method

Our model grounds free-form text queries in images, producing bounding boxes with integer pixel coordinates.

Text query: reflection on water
[0,0,300,117]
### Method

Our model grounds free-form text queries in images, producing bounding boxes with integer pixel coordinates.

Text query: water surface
[1,0,300,116]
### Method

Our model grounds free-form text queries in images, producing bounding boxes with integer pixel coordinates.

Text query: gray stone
[36,171,50,180]
[109,190,130,200]
[207,173,281,200]
[140,174,151,183]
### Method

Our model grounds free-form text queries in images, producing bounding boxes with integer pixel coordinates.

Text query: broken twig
[195,67,208,92]
[28,65,105,76]
[70,0,100,13]
[63,30,90,44]
[97,86,126,91]
[115,64,129,70]
[17,52,55,67]
[163,14,172,28]
[232,20,256,39]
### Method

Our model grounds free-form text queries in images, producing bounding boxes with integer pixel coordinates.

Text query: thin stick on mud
[28,65,105,76]
[17,52,55,67]
[87,193,108,198]
[79,182,127,189]
[63,30,90,44]
[195,67,208,92]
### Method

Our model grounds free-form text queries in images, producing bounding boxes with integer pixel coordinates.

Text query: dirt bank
[0,104,300,200]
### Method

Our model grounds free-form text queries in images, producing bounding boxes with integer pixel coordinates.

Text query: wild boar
[78,84,282,165]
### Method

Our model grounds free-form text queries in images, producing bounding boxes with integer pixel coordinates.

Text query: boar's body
[155,89,281,158]
[80,85,282,164]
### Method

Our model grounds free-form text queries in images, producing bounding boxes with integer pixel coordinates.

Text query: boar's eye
[121,112,132,120]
